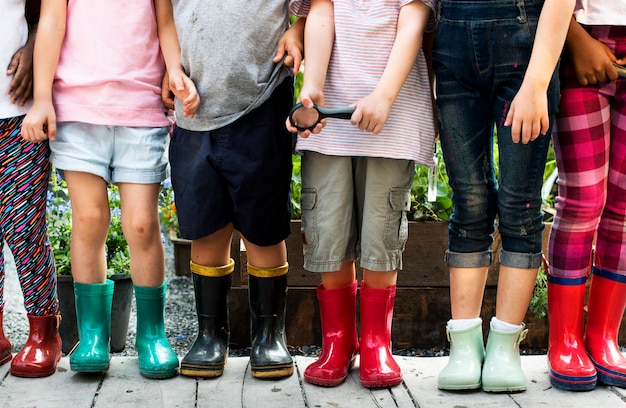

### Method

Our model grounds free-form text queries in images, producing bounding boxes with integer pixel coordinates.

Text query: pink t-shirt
[53,0,170,127]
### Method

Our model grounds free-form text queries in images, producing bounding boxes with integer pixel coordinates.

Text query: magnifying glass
[288,102,355,132]
[613,61,626,78]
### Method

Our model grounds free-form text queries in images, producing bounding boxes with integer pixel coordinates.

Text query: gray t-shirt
[172,1,292,131]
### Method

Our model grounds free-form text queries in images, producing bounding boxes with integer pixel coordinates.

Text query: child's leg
[118,182,178,378]
[244,239,293,378]
[0,117,62,378]
[118,182,164,286]
[64,170,111,284]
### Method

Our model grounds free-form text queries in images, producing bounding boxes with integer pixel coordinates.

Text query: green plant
[529,262,548,320]
[158,178,178,236]
[47,170,130,277]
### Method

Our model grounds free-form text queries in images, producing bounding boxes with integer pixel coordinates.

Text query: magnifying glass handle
[318,106,355,120]
[613,62,626,78]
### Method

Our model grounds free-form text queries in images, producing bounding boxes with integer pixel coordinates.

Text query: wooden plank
[96,358,195,408]
[297,356,381,407]
[241,358,305,408]
[196,356,248,408]
[0,357,100,408]
[401,356,517,407]
[511,355,625,407]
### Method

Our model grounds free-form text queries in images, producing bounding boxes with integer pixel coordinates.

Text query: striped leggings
[0,116,57,316]
[548,26,626,278]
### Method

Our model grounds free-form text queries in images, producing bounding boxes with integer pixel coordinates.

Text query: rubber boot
[304,281,359,387]
[248,263,293,379]
[180,259,233,378]
[437,320,484,390]
[547,274,596,391]
[10,314,62,378]
[585,267,626,387]
[70,280,114,373]
[481,320,528,392]
[0,311,12,366]
[134,281,179,379]
[358,283,402,388]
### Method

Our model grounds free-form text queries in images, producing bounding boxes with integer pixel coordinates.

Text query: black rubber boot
[180,260,233,378]
[248,263,293,379]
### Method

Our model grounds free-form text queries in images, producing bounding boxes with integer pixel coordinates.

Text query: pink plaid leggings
[548,26,626,278]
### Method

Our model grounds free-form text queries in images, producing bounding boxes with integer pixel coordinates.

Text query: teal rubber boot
[481,322,528,392]
[437,320,484,390]
[134,281,179,379]
[70,280,114,373]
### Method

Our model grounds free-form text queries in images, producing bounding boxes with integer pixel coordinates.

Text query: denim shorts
[432,0,558,269]
[300,152,414,273]
[51,122,169,184]
[169,79,293,245]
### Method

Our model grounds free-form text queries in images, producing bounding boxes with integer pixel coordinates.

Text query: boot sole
[304,374,348,387]
[251,363,294,379]
[360,376,403,388]
[437,383,481,391]
[70,361,110,373]
[180,364,225,378]
[140,368,178,380]
[549,369,597,391]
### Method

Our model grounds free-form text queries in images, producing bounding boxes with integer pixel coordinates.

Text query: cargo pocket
[384,188,411,250]
[299,189,318,250]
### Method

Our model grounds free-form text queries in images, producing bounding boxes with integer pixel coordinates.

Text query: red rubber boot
[585,267,626,387]
[10,314,62,378]
[0,312,11,366]
[547,274,596,390]
[358,283,402,388]
[304,281,359,387]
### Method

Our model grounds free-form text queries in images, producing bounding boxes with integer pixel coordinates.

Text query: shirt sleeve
[400,0,439,32]
[289,0,311,18]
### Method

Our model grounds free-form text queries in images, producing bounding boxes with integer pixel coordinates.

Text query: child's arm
[286,0,334,137]
[274,17,306,75]
[6,0,40,106]
[564,16,620,86]
[351,1,430,135]
[21,0,66,142]
[503,0,575,144]
[154,0,199,118]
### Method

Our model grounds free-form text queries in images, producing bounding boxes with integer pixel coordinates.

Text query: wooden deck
[1,355,626,407]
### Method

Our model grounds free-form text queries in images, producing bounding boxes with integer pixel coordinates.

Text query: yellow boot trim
[190,259,235,277]
[247,262,289,278]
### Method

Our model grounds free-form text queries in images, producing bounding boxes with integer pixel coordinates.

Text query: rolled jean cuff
[499,249,543,269]
[444,250,492,268]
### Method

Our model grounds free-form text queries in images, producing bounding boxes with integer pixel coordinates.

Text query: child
[21,0,197,379]
[547,0,626,391]
[166,1,304,379]
[433,0,575,393]
[0,0,62,378]
[288,0,437,388]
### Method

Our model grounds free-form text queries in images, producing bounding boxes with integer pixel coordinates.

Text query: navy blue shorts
[169,79,293,246]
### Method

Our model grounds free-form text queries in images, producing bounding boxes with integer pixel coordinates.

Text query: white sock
[490,316,523,332]
[447,317,482,331]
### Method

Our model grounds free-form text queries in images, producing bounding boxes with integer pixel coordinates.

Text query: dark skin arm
[6,0,41,106]
[564,16,622,85]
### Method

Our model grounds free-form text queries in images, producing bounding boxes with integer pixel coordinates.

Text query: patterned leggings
[548,26,626,278]
[0,116,57,316]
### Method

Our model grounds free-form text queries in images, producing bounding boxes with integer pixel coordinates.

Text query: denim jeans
[432,0,559,269]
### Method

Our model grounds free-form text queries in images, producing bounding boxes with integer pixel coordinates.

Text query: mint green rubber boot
[437,320,485,390]
[481,322,528,392]
[134,281,179,379]
[70,280,114,373]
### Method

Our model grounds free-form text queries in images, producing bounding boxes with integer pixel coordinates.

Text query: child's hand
[351,92,391,135]
[286,86,325,138]
[161,70,175,111]
[21,101,57,143]
[6,42,34,106]
[168,69,200,118]
[274,18,305,75]
[569,33,619,85]
[504,80,549,144]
